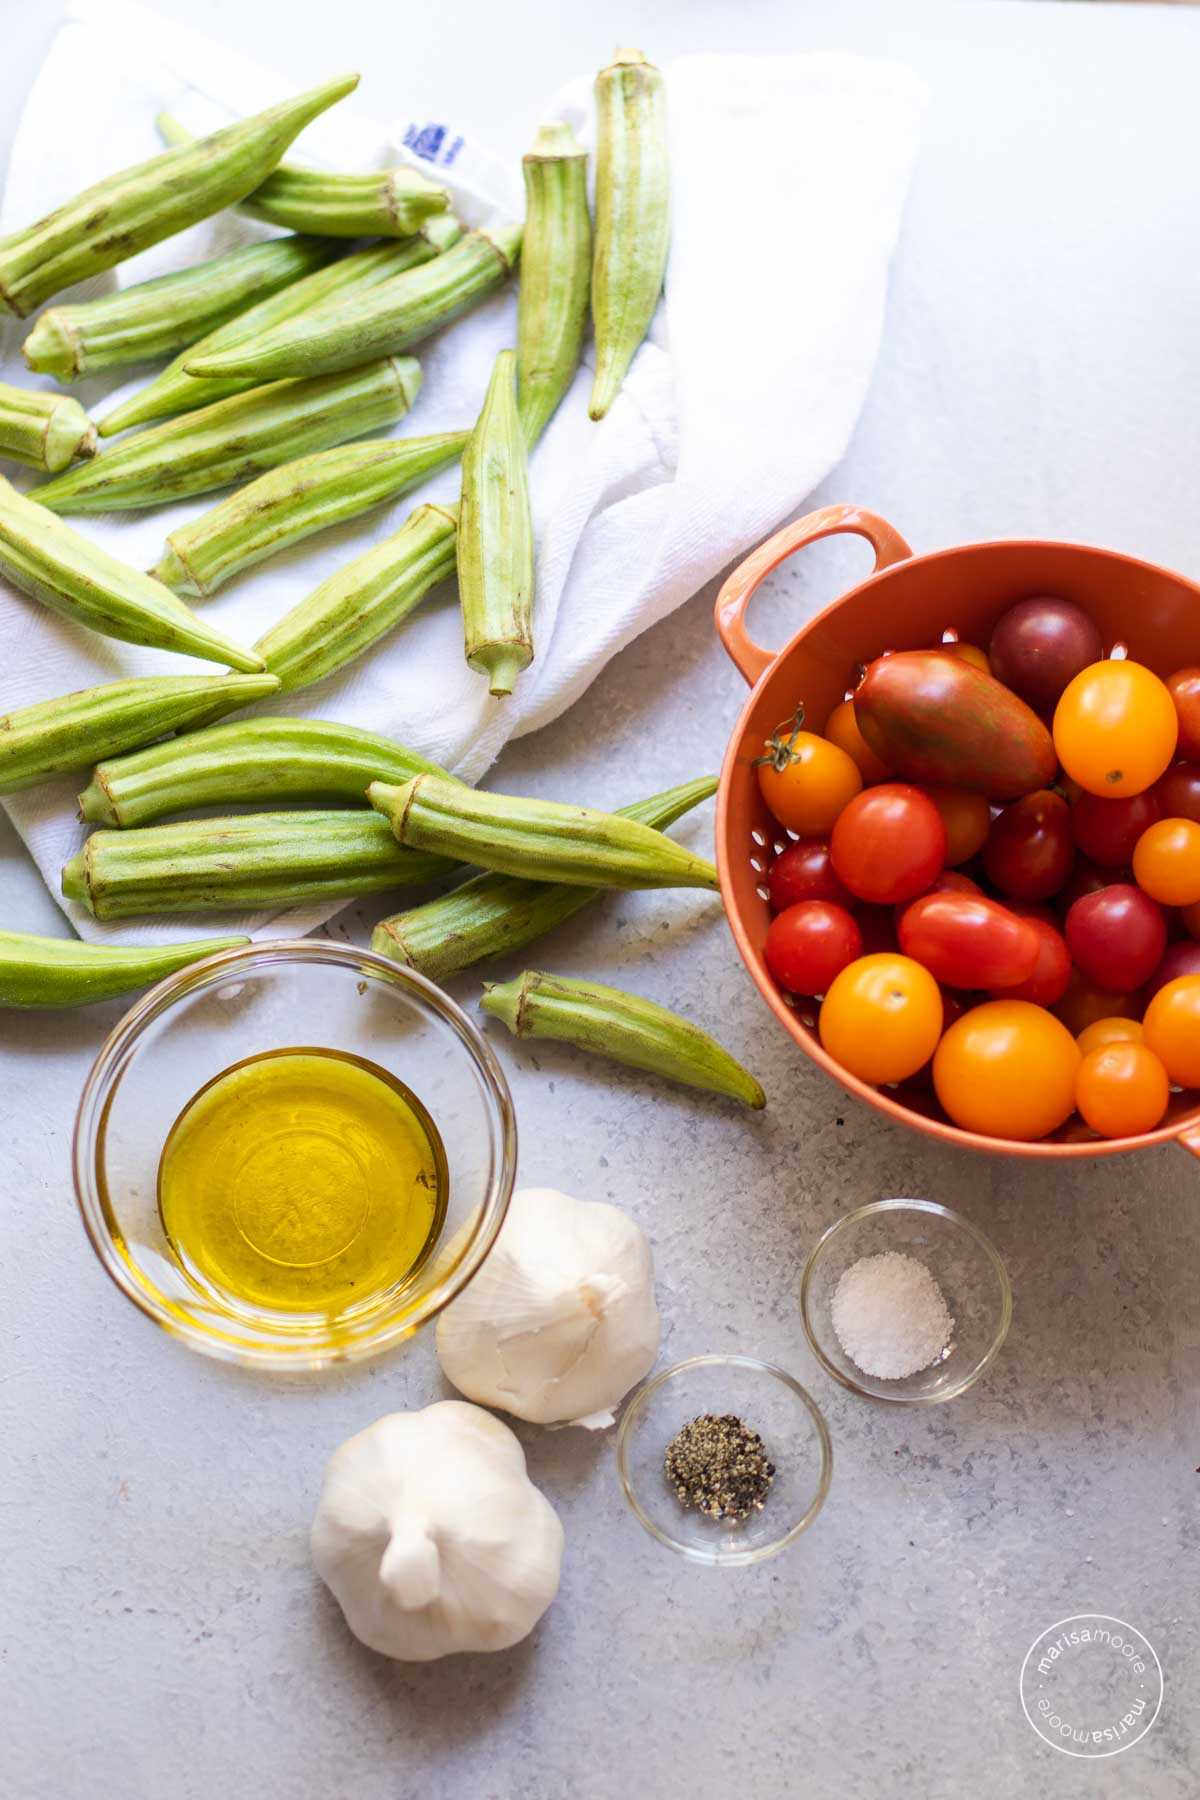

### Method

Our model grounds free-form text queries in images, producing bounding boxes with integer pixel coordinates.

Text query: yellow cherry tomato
[942,641,990,674]
[1075,1042,1169,1139]
[918,785,992,866]
[933,1000,1081,1140]
[1053,660,1179,797]
[818,953,942,1085]
[1142,975,1200,1087]
[756,713,862,834]
[1076,1016,1143,1057]
[1132,817,1200,906]
[824,697,892,784]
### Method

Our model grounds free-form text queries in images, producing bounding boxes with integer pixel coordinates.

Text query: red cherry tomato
[1056,856,1114,915]
[891,870,983,932]
[766,839,850,912]
[988,597,1104,710]
[897,892,1041,990]
[764,901,863,997]
[983,789,1073,900]
[1166,667,1200,761]
[1071,789,1160,868]
[995,915,1072,1006]
[830,784,947,905]
[1141,938,1200,1005]
[1054,970,1139,1035]
[1065,884,1168,992]
[1154,762,1200,823]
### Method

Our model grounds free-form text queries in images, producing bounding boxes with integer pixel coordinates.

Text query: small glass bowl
[72,940,517,1371]
[616,1354,833,1566]
[799,1198,1012,1405]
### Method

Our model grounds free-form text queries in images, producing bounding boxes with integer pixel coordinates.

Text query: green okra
[589,48,670,421]
[255,500,458,691]
[0,381,95,472]
[152,432,467,598]
[81,716,452,827]
[32,357,420,513]
[184,224,522,383]
[62,810,453,920]
[156,110,450,238]
[0,930,249,1008]
[459,349,533,698]
[97,228,456,438]
[481,969,765,1108]
[0,75,359,319]
[0,476,263,670]
[22,235,334,383]
[368,772,719,891]
[372,775,717,979]
[0,671,279,797]
[517,122,591,446]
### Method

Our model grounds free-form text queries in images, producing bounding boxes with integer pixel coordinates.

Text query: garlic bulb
[311,1401,564,1661]
[435,1185,661,1429]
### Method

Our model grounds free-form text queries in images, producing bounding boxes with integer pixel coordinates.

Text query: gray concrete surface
[2,4,1199,1797]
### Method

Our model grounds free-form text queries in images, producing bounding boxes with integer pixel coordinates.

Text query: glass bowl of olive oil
[73,940,517,1369]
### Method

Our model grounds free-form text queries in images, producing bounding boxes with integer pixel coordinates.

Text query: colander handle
[1180,1125,1200,1163]
[714,504,913,686]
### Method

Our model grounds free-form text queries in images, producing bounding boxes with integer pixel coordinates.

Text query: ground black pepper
[664,1412,775,1522]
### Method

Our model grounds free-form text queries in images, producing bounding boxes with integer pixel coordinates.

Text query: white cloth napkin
[0,0,926,943]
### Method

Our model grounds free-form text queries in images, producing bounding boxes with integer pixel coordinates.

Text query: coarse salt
[830,1250,954,1380]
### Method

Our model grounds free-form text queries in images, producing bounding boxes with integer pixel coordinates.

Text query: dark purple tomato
[1066,884,1168,992]
[1141,939,1200,1004]
[988,597,1104,710]
[767,839,849,912]
[1154,762,1200,825]
[983,789,1074,900]
[994,915,1072,1007]
[764,901,863,996]
[1071,789,1160,867]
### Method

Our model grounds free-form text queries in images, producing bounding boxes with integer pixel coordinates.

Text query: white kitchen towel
[0,0,926,943]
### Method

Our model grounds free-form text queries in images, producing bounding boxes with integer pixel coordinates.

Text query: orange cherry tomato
[756,714,862,835]
[918,785,992,866]
[1053,660,1179,798]
[1132,817,1200,906]
[1142,974,1200,1087]
[942,641,991,674]
[1053,970,1139,1036]
[1075,1042,1169,1138]
[1076,1016,1143,1056]
[932,1000,1081,1140]
[1185,900,1200,940]
[824,698,892,785]
[818,953,943,1085]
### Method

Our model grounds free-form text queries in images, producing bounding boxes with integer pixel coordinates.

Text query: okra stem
[0,380,94,472]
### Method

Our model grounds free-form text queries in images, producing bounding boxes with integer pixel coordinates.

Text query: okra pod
[0,477,264,670]
[22,235,334,382]
[0,380,94,472]
[81,716,451,827]
[368,772,719,890]
[185,225,522,382]
[517,122,591,445]
[481,969,765,1107]
[255,500,458,691]
[0,671,279,797]
[152,432,467,598]
[372,775,717,979]
[62,811,453,919]
[589,48,670,421]
[0,931,248,1008]
[459,350,534,697]
[0,74,359,318]
[96,230,454,437]
[34,357,420,513]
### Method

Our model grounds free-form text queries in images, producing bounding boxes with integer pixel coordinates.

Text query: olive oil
[158,1047,446,1317]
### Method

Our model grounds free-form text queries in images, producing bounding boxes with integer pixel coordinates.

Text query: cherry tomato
[855,905,899,955]
[1166,667,1200,761]
[756,715,862,834]
[1132,817,1200,907]
[918,786,991,867]
[1071,789,1160,868]
[1076,1016,1143,1055]
[1142,974,1200,1087]
[941,641,990,674]
[1065,884,1168,991]
[830,784,947,905]
[764,902,862,997]
[983,789,1073,900]
[933,1000,1081,1140]
[1053,660,1179,798]
[995,915,1072,1006]
[898,892,1040,990]
[1141,939,1200,1005]
[1184,900,1200,940]
[1054,970,1138,1035]
[767,839,850,912]
[1075,1042,1170,1138]
[1056,856,1112,915]
[818,953,943,1085]
[1154,762,1200,823]
[824,698,892,784]
[988,597,1103,710]
[892,870,982,932]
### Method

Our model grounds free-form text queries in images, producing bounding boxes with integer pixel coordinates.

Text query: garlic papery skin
[435,1185,661,1429]
[311,1401,564,1661]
